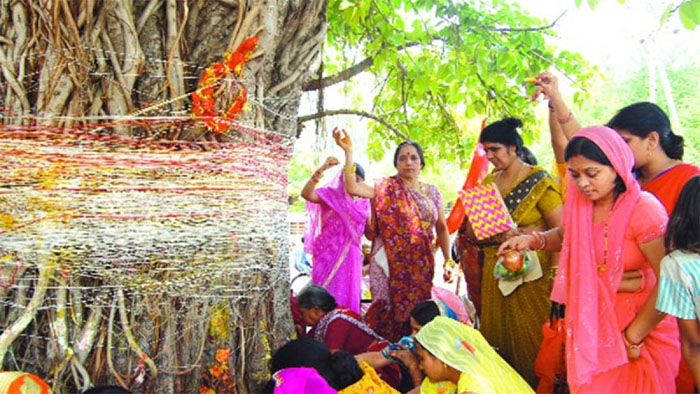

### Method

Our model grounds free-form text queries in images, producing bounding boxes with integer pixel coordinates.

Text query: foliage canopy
[302,0,598,166]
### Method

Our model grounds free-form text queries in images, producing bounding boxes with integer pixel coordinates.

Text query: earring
[647,149,653,157]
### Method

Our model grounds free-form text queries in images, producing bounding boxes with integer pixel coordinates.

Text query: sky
[517,0,700,77]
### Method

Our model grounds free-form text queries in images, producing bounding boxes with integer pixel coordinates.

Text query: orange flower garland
[192,37,259,134]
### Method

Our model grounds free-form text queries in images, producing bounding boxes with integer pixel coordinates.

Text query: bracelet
[381,347,397,362]
[529,232,546,250]
[344,164,356,174]
[622,329,644,350]
[311,171,322,182]
[444,259,457,269]
[558,111,574,124]
[548,101,555,113]
[633,270,646,294]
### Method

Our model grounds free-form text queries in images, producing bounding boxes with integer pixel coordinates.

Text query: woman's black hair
[479,117,525,156]
[410,300,441,326]
[264,338,363,391]
[355,162,366,180]
[296,284,337,312]
[665,175,700,253]
[607,102,684,160]
[393,141,425,169]
[518,146,538,165]
[564,137,627,199]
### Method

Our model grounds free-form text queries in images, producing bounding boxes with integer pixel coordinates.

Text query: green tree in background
[298,0,598,167]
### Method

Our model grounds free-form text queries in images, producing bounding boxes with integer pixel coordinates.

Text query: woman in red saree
[609,104,700,393]
[296,285,401,389]
[332,128,452,342]
[500,126,681,393]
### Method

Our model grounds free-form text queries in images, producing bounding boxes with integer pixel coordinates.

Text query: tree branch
[297,109,410,141]
[477,11,566,33]
[302,56,375,91]
[302,42,422,91]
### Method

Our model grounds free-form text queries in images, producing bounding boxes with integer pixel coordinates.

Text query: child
[656,175,700,389]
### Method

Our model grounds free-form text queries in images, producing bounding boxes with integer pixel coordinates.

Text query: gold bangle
[622,329,643,350]
[444,259,457,268]
[344,164,356,174]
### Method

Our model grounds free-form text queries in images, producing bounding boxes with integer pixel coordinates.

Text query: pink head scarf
[550,126,641,386]
[272,367,337,394]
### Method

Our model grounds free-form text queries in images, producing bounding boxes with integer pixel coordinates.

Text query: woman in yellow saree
[457,117,563,387]
[415,316,533,393]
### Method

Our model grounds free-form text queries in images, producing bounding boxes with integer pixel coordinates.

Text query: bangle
[548,101,555,113]
[529,232,546,250]
[444,259,457,269]
[633,270,646,294]
[622,329,644,350]
[344,164,356,174]
[558,111,574,124]
[311,171,322,182]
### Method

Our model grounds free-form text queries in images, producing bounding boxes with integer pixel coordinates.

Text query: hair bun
[503,117,523,131]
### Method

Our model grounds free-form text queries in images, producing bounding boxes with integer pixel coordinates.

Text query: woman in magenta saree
[302,157,370,314]
[333,128,453,342]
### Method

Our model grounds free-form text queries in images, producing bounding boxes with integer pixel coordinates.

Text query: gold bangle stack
[344,164,356,174]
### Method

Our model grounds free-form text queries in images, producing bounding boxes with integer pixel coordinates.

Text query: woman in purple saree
[302,157,371,314]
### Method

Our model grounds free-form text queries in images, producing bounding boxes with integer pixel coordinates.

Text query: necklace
[597,221,608,274]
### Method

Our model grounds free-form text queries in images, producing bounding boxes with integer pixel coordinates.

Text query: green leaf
[660,3,675,26]
[680,1,700,29]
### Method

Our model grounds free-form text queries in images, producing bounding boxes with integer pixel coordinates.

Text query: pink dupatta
[550,126,641,386]
[305,171,370,313]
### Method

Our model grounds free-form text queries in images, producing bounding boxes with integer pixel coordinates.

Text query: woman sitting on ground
[415,316,534,393]
[357,299,464,393]
[296,284,401,388]
[262,337,398,394]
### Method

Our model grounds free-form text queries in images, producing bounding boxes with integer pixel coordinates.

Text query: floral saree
[365,176,441,342]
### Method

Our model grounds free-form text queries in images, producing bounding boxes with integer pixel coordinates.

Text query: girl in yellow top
[414,316,533,394]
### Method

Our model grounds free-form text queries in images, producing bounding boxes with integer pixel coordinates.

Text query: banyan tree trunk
[0,0,327,392]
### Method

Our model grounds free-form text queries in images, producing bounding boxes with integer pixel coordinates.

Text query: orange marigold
[199,386,215,394]
[216,348,231,364]
[209,364,223,378]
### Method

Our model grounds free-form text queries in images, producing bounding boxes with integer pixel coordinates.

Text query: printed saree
[459,165,562,387]
[365,176,441,342]
[416,316,534,394]
[305,171,370,313]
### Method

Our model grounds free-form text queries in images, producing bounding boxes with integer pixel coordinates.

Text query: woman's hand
[332,127,352,152]
[497,234,536,256]
[319,156,340,172]
[389,348,419,370]
[622,328,643,360]
[531,71,561,102]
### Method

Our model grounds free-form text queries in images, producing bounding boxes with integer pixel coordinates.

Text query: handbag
[534,302,569,394]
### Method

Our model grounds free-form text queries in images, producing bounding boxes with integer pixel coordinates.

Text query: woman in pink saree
[333,128,453,342]
[302,157,371,314]
[499,126,680,393]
